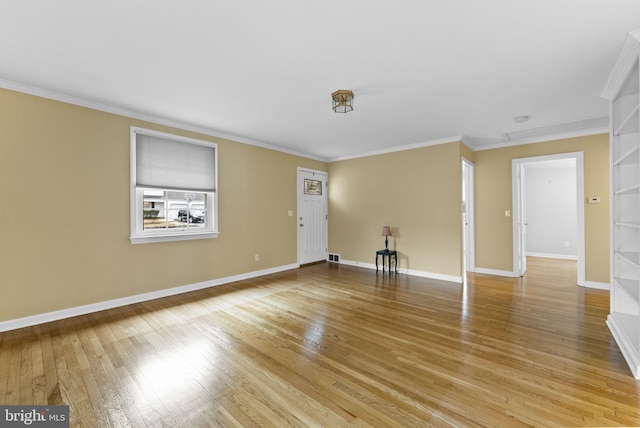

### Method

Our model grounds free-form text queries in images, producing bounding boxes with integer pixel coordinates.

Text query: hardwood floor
[1,257,639,427]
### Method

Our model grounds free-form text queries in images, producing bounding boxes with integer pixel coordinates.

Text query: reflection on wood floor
[1,257,638,427]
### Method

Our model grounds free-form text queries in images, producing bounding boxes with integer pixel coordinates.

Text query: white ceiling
[1,1,639,161]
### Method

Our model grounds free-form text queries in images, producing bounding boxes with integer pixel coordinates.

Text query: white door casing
[517,164,528,276]
[297,168,328,265]
[462,158,476,277]
[511,152,585,285]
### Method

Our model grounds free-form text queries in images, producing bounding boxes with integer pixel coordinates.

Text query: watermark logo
[0,406,69,427]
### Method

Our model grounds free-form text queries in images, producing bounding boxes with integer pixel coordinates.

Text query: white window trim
[129,127,219,244]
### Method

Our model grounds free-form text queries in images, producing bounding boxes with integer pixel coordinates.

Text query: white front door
[297,168,328,264]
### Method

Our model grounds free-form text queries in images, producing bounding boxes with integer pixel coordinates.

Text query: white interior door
[462,159,475,277]
[297,168,328,264]
[517,164,528,276]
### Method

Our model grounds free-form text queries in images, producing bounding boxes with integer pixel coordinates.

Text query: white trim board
[0,79,609,165]
[0,78,327,162]
[602,30,640,100]
[526,252,578,260]
[472,268,608,290]
[607,314,640,379]
[0,263,299,333]
[471,126,607,152]
[462,158,476,273]
[329,136,463,162]
[339,259,462,284]
[472,267,520,278]
[582,281,610,291]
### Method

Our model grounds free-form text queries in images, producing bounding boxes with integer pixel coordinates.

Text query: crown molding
[0,77,610,162]
[0,78,328,162]
[328,135,463,162]
[472,127,608,152]
[602,29,640,100]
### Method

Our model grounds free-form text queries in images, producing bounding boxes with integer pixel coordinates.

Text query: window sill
[129,231,219,245]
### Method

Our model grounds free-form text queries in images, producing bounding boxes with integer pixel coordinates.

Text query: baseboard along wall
[0,263,299,333]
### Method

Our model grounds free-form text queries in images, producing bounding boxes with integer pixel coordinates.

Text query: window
[130,127,218,244]
[304,178,322,195]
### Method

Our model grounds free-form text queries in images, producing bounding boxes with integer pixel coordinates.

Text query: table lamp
[381,226,392,251]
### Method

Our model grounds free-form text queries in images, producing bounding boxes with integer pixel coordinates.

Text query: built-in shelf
[615,104,640,136]
[605,30,640,380]
[615,184,640,195]
[616,278,640,304]
[617,251,640,267]
[615,145,640,165]
[615,221,640,229]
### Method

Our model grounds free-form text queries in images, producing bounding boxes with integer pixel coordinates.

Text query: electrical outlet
[255,254,259,262]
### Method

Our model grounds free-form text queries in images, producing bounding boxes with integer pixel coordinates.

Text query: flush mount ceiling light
[331,89,354,113]
[513,115,529,123]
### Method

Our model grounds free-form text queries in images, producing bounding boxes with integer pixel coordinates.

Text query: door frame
[297,167,328,265]
[514,162,528,276]
[511,152,585,285]
[462,158,476,276]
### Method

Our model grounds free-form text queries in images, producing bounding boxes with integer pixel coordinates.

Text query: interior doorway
[511,152,585,285]
[462,158,475,282]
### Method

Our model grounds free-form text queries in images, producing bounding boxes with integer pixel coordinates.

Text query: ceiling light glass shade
[331,89,354,113]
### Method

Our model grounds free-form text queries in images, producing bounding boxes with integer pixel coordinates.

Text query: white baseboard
[406,268,462,284]
[526,252,578,260]
[339,259,462,284]
[581,281,610,290]
[472,267,520,277]
[607,315,640,379]
[472,268,609,290]
[0,263,299,333]
[339,259,377,270]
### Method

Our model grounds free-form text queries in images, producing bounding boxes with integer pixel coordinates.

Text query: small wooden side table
[376,250,398,273]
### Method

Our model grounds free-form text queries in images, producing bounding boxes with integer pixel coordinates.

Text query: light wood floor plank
[1,257,639,426]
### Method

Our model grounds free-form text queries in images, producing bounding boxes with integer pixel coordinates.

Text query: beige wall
[474,134,610,283]
[328,134,609,284]
[328,142,466,278]
[0,87,611,323]
[0,88,325,322]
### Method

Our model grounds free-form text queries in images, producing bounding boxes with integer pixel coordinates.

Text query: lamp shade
[381,226,392,237]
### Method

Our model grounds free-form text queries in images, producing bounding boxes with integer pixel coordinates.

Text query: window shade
[136,133,216,192]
